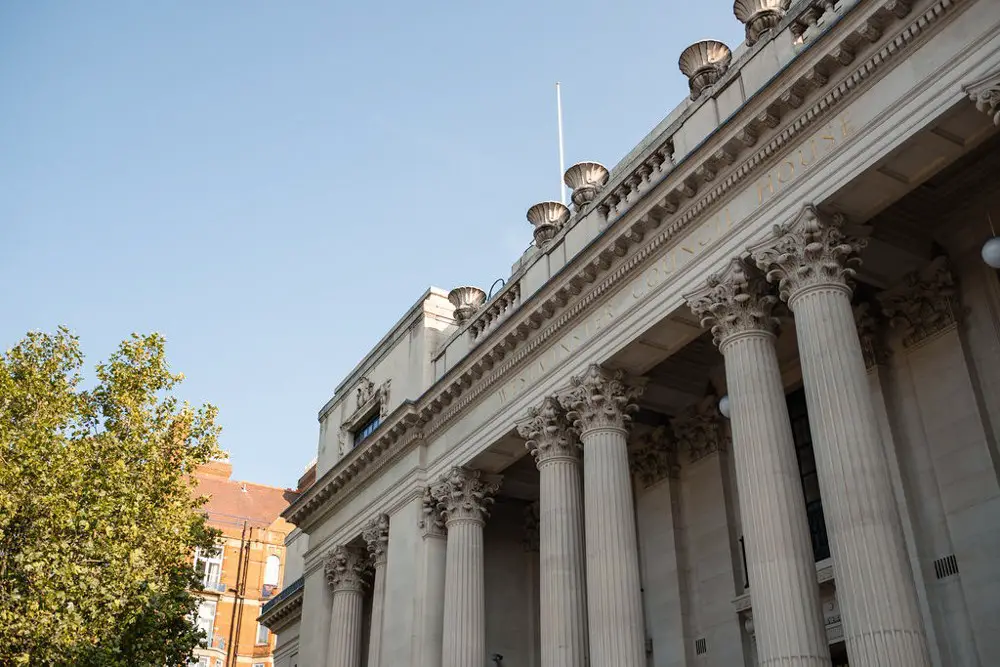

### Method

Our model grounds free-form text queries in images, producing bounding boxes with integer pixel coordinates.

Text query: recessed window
[193,546,223,591]
[263,554,280,587]
[256,622,269,645]
[353,412,381,446]
[194,599,216,638]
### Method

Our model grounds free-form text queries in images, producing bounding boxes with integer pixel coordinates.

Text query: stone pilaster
[431,467,501,667]
[417,487,447,667]
[628,425,679,487]
[518,397,588,667]
[752,205,931,667]
[877,256,962,348]
[853,301,890,370]
[324,545,369,667]
[558,365,646,667]
[671,394,729,464]
[363,514,390,667]
[685,258,830,667]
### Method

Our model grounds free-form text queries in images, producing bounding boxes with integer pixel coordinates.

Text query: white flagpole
[556,82,566,205]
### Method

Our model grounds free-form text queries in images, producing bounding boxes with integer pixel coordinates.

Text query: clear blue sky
[1,2,744,489]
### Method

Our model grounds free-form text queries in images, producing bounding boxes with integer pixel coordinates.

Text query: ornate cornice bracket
[672,395,730,464]
[877,256,963,348]
[629,425,680,487]
[324,545,370,593]
[430,467,502,526]
[517,396,580,466]
[963,69,1000,127]
[683,258,781,348]
[558,365,644,434]
[750,205,871,304]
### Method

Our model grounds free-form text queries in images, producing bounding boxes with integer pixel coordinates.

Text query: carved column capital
[964,70,1000,126]
[324,545,369,593]
[558,364,644,434]
[684,258,780,348]
[750,205,870,304]
[628,425,679,487]
[877,256,962,348]
[430,467,501,526]
[419,486,446,538]
[523,501,540,553]
[362,513,390,567]
[671,395,729,464]
[853,301,889,369]
[517,396,580,466]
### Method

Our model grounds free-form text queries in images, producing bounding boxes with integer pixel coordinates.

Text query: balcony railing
[261,576,303,615]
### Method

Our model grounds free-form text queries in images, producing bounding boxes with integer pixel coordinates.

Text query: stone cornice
[284,0,966,530]
[257,579,304,633]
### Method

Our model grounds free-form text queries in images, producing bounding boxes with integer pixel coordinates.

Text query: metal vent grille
[695,638,707,655]
[933,554,959,580]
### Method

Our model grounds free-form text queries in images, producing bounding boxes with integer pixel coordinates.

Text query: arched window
[263,554,280,587]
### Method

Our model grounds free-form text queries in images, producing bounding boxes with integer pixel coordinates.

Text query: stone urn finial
[678,40,733,100]
[563,161,610,210]
[733,0,790,45]
[448,286,487,323]
[526,201,571,247]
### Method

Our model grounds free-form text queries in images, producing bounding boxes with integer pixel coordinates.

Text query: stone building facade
[259,0,1000,664]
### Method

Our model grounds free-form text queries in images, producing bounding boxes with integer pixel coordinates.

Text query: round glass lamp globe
[718,395,731,419]
[983,237,1000,269]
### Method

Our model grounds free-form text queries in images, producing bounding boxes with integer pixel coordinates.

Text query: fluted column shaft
[324,546,368,667]
[518,396,589,667]
[753,205,931,667]
[363,514,390,667]
[723,330,831,666]
[432,467,500,667]
[685,258,830,667]
[538,455,588,667]
[441,517,486,667]
[328,587,364,667]
[791,285,930,665]
[580,425,646,667]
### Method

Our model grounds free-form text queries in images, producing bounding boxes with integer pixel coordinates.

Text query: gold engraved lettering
[799,139,816,167]
[777,160,795,184]
[840,111,854,138]
[757,174,775,205]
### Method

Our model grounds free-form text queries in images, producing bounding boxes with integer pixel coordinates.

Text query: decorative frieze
[963,69,1000,126]
[558,364,643,433]
[733,0,790,46]
[324,545,369,593]
[671,395,729,464]
[685,258,780,347]
[750,205,870,303]
[629,425,679,487]
[362,513,390,566]
[678,40,733,100]
[517,396,579,466]
[430,467,501,525]
[877,256,962,348]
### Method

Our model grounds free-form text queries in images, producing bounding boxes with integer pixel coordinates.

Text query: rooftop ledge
[286,0,942,530]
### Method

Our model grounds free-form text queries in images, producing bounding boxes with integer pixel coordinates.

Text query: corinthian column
[417,488,448,667]
[751,205,931,667]
[431,466,501,667]
[517,397,588,667]
[685,259,830,667]
[362,514,389,667]
[324,545,369,667]
[558,365,645,667]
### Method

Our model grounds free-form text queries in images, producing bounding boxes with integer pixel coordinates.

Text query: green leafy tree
[0,328,223,666]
